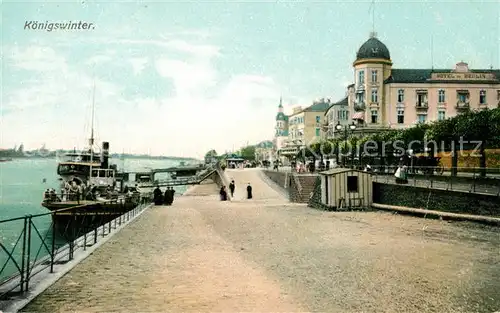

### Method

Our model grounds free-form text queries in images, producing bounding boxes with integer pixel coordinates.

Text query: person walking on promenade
[229,180,235,198]
[164,187,171,205]
[246,183,253,199]
[169,187,176,205]
[153,186,163,205]
[220,186,228,201]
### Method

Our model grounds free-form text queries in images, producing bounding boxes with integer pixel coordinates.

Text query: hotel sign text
[431,72,496,81]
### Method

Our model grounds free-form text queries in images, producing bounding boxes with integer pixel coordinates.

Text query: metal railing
[0,200,150,300]
[268,166,500,196]
[372,172,500,196]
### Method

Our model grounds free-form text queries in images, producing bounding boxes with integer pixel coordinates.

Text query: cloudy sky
[1,1,499,158]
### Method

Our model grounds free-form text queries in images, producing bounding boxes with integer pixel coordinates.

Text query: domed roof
[356,34,391,61]
[276,112,287,121]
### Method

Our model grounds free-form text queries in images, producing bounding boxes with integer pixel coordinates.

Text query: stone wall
[262,170,500,217]
[263,170,288,188]
[262,171,321,203]
[208,166,232,200]
[373,183,500,217]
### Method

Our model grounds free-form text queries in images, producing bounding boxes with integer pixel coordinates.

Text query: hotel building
[275,32,500,158]
[324,32,500,138]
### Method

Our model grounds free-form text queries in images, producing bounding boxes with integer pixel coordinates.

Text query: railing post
[108,203,112,234]
[19,217,28,293]
[83,214,87,251]
[94,216,98,244]
[51,212,56,273]
[69,210,75,260]
[25,216,33,291]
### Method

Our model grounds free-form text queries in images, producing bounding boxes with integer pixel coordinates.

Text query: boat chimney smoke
[101,141,109,168]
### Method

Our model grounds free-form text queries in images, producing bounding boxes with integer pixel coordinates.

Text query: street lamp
[335,121,357,168]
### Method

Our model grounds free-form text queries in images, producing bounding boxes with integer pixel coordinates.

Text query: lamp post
[335,121,357,168]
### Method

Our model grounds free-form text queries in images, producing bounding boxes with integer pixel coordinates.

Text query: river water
[0,157,188,281]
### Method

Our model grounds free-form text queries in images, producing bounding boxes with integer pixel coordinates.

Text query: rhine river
[0,157,189,281]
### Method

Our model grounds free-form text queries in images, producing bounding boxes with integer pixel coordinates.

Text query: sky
[1,1,499,159]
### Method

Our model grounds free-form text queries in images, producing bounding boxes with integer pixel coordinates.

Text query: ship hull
[42,200,139,239]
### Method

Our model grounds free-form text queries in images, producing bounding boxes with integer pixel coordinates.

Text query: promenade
[21,169,500,313]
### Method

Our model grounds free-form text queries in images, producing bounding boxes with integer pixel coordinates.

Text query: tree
[240,145,256,161]
[204,149,218,159]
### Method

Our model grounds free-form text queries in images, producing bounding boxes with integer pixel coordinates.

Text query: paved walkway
[21,169,500,313]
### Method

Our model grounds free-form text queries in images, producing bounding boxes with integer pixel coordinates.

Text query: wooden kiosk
[319,168,373,210]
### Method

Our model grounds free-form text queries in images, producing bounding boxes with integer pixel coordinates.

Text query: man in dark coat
[169,187,176,205]
[229,180,235,198]
[246,183,253,199]
[164,187,171,205]
[153,186,163,205]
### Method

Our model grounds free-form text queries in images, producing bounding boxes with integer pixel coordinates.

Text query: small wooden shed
[319,168,372,210]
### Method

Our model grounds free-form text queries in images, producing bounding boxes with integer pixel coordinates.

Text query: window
[316,115,321,123]
[315,128,320,137]
[371,110,378,124]
[417,114,426,123]
[356,92,365,104]
[358,70,365,84]
[416,92,427,106]
[337,110,348,121]
[397,89,404,102]
[371,89,378,103]
[457,92,468,103]
[371,70,378,83]
[438,111,445,121]
[397,110,404,124]
[347,176,359,193]
[438,90,445,103]
[479,90,487,104]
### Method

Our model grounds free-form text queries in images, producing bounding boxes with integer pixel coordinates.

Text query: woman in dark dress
[153,186,163,205]
[246,183,252,199]
[220,186,227,201]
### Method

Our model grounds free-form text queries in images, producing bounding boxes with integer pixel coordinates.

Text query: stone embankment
[20,169,500,313]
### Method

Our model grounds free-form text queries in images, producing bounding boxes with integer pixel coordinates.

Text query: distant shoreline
[0,155,199,161]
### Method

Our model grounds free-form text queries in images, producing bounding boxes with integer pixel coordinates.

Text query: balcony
[415,102,428,111]
[456,100,470,111]
[354,101,366,111]
[369,102,379,108]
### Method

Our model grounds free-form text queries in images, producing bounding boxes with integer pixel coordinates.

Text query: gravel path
[21,170,500,313]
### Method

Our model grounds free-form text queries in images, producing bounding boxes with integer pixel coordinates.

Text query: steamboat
[41,85,140,232]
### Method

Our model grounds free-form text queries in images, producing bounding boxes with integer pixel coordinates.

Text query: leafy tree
[204,149,218,159]
[240,145,256,161]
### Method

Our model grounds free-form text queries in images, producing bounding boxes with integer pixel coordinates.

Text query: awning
[352,112,364,120]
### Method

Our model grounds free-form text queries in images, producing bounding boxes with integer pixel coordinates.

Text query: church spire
[279,95,283,108]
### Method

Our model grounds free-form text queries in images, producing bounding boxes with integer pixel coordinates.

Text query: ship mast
[89,80,96,163]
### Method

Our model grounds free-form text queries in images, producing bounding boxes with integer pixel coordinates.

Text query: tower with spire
[274,96,289,163]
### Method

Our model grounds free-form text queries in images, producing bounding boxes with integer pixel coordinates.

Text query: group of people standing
[219,180,253,201]
[153,186,176,205]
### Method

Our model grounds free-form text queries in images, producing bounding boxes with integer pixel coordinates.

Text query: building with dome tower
[274,97,331,162]
[274,97,289,163]
[324,32,500,139]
